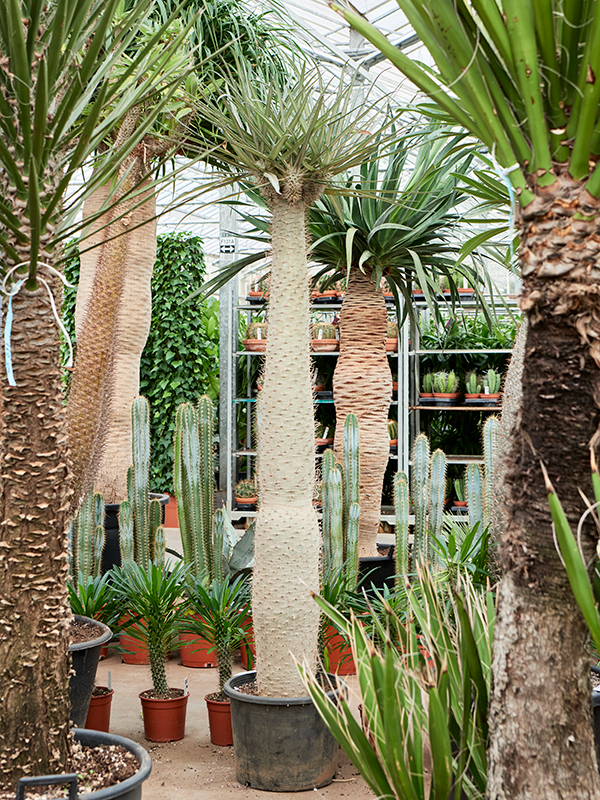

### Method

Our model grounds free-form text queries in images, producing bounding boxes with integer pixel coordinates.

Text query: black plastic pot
[591,666,600,770]
[70,616,112,728]
[358,552,396,595]
[16,729,152,800]
[101,493,169,575]
[224,671,343,791]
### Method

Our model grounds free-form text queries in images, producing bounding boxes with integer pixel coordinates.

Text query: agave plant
[336,0,600,792]
[0,0,197,787]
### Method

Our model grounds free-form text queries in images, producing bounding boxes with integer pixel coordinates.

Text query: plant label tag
[184,677,189,696]
[257,329,262,339]
[318,330,323,339]
[484,387,489,395]
[323,427,329,439]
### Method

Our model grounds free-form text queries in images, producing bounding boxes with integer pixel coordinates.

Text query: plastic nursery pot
[358,553,396,596]
[224,671,343,792]
[432,392,461,405]
[139,690,189,743]
[385,338,398,352]
[479,392,501,406]
[69,616,112,729]
[85,687,114,733]
[235,495,257,507]
[325,625,356,676]
[101,494,169,575]
[464,393,481,405]
[206,695,234,746]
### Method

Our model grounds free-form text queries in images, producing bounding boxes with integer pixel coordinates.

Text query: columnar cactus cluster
[68,491,105,581]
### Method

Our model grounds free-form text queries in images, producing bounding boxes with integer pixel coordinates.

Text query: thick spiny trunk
[68,161,155,505]
[488,172,600,799]
[333,271,391,557]
[253,196,320,697]
[0,277,73,790]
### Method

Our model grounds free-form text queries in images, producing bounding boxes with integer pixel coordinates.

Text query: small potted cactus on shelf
[480,368,502,405]
[247,273,270,304]
[453,477,468,510]
[235,478,258,509]
[242,321,268,352]
[311,321,339,352]
[385,320,398,352]
[464,371,483,404]
[432,370,461,404]
[419,372,435,405]
[315,422,335,453]
[388,419,398,454]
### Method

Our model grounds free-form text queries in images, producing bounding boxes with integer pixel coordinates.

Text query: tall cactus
[482,415,499,531]
[394,471,410,583]
[466,463,484,531]
[411,433,430,564]
[428,449,447,545]
[69,490,106,581]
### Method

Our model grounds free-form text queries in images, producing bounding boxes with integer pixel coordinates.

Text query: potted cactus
[316,422,335,453]
[247,273,270,304]
[481,368,502,405]
[184,575,252,746]
[453,477,468,510]
[464,371,483,404]
[313,272,338,303]
[235,478,258,508]
[242,321,268,352]
[419,372,435,405]
[432,370,461,405]
[388,419,398,454]
[385,320,399,352]
[311,322,339,352]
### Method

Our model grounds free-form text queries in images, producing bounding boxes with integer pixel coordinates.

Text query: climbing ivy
[61,232,219,493]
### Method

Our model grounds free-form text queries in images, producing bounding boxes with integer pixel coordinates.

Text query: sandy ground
[98,527,373,800]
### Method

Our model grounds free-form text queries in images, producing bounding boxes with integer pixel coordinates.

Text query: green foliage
[62,233,219,493]
[67,573,118,629]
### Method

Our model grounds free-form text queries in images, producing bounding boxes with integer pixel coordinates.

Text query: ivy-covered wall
[62,232,219,493]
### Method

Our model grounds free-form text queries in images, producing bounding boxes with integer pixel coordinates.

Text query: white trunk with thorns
[253,197,320,697]
[75,180,156,503]
[333,271,391,557]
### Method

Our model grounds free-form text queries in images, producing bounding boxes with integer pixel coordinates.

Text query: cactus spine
[466,463,484,530]
[412,433,430,563]
[69,490,106,581]
[482,415,499,531]
[429,449,447,544]
[394,471,410,583]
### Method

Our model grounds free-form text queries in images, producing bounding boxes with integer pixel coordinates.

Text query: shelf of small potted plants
[242,321,268,353]
[315,421,335,453]
[246,272,270,305]
[311,271,339,304]
[235,477,258,510]
[432,370,461,405]
[311,321,339,352]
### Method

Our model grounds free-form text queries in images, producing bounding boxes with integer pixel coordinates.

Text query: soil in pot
[205,693,234,746]
[85,686,114,733]
[139,689,188,742]
[69,616,112,729]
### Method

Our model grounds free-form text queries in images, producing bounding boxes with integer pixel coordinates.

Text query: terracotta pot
[311,339,339,352]
[457,287,475,296]
[389,438,398,447]
[313,384,326,393]
[180,624,218,668]
[164,495,179,528]
[321,290,337,298]
[99,643,108,660]
[248,291,266,299]
[206,695,234,746]
[433,392,461,402]
[454,500,468,508]
[242,339,266,352]
[139,690,188,742]
[315,438,334,447]
[236,495,257,506]
[385,338,398,352]
[325,625,356,675]
[480,392,501,403]
[464,393,480,400]
[392,381,398,391]
[85,687,114,732]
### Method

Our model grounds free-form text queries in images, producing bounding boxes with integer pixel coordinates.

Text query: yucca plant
[0,0,198,788]
[188,56,400,698]
[300,567,494,800]
[335,0,600,792]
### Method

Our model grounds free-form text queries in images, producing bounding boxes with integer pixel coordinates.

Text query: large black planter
[101,493,169,575]
[15,729,152,800]
[70,616,112,727]
[358,551,396,595]
[224,671,343,792]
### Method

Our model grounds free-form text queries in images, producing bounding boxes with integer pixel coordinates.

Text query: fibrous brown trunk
[488,171,600,799]
[253,195,321,697]
[73,174,156,504]
[333,270,391,557]
[0,278,73,790]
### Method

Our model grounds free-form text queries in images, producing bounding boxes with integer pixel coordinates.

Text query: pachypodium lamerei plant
[68,490,106,583]
[119,397,165,571]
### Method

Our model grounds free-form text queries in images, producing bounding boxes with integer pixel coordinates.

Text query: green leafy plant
[67,573,118,630]
[454,477,466,503]
[111,560,188,697]
[183,575,252,696]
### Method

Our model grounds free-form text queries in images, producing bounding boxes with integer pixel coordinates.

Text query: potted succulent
[481,368,502,405]
[110,559,189,742]
[464,370,483,404]
[235,477,258,509]
[385,320,399,351]
[247,273,270,304]
[432,370,461,404]
[242,321,268,352]
[419,372,435,405]
[453,477,468,511]
[311,322,339,352]
[184,575,252,746]
[313,272,338,303]
[315,422,335,453]
[388,419,398,454]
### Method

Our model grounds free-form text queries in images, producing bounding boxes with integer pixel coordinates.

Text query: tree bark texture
[68,153,155,506]
[0,281,73,790]
[488,172,600,799]
[253,196,321,697]
[73,175,155,504]
[333,271,391,557]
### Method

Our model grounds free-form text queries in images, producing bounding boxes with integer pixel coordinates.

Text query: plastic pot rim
[70,616,112,652]
[223,670,344,707]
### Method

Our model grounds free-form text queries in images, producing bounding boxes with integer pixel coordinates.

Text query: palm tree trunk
[253,196,321,697]
[333,270,391,557]
[67,153,155,505]
[72,174,156,504]
[0,277,73,788]
[488,173,600,798]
